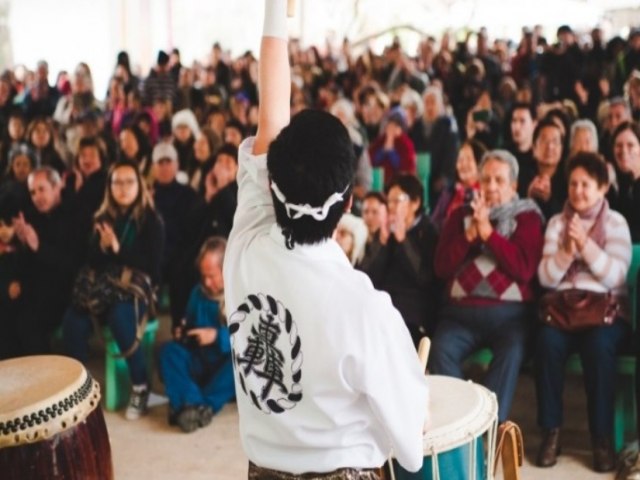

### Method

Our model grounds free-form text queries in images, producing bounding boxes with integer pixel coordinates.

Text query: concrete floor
[91,317,626,479]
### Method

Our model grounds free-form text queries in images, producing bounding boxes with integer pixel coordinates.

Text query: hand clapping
[95,222,120,254]
[527,175,551,202]
[469,191,492,242]
[566,214,587,253]
[13,212,39,252]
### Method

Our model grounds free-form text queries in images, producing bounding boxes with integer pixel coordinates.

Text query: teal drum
[392,376,498,480]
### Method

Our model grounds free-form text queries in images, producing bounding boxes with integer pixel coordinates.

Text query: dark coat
[153,179,198,272]
[358,215,439,332]
[89,207,165,285]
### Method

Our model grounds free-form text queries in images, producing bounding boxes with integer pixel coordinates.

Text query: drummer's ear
[344,194,353,213]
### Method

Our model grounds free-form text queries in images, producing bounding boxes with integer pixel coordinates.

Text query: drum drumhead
[423,375,498,454]
[0,355,101,448]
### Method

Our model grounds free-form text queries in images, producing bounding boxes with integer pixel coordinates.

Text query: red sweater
[434,206,544,306]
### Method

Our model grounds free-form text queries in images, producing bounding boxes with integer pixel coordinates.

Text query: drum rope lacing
[0,375,93,435]
[431,396,499,480]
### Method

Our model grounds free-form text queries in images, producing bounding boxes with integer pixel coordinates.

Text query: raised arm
[253,0,292,155]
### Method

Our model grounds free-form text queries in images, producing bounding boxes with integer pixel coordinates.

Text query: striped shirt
[538,209,632,295]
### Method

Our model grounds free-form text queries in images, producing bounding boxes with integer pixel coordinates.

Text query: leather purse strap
[493,421,524,480]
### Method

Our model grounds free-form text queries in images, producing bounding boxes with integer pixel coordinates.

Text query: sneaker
[125,384,149,420]
[176,406,200,433]
[176,405,214,433]
[197,405,214,427]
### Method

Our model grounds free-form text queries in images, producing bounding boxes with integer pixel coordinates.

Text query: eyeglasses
[387,194,409,205]
[111,179,137,188]
[537,138,561,147]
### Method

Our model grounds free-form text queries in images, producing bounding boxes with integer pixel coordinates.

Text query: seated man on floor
[159,236,235,433]
[430,149,545,424]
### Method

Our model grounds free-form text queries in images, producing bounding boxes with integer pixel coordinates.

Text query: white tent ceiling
[5,0,640,98]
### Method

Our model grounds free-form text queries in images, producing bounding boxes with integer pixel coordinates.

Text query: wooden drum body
[0,355,113,480]
[393,375,498,480]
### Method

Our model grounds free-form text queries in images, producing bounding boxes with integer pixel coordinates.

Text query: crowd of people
[0,19,640,474]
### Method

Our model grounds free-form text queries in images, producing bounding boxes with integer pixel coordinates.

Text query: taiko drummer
[223,1,429,478]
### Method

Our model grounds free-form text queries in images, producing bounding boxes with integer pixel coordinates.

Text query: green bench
[466,244,640,452]
[370,153,431,213]
[52,319,159,411]
[416,152,431,213]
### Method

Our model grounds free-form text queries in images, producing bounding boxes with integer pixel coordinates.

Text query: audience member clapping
[430,150,544,423]
[359,174,438,344]
[15,167,78,354]
[535,152,631,472]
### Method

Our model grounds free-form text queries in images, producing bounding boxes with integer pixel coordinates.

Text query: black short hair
[566,152,608,187]
[533,117,563,144]
[461,139,488,167]
[543,108,571,137]
[78,136,106,165]
[157,50,169,67]
[225,119,246,138]
[510,102,536,121]
[385,174,424,214]
[267,109,355,247]
[364,191,386,204]
[216,143,238,164]
[612,120,640,147]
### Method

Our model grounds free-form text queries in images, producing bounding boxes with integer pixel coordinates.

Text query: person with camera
[430,139,487,232]
[430,149,545,424]
[159,236,234,433]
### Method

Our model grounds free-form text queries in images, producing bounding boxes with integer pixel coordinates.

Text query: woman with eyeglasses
[63,159,164,421]
[358,173,439,345]
[519,117,568,220]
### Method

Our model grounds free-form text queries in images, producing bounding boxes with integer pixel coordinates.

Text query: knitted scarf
[489,196,545,239]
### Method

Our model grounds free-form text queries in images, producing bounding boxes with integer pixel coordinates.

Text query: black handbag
[71,264,157,357]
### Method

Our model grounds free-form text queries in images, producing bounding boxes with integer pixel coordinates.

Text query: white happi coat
[223,137,428,474]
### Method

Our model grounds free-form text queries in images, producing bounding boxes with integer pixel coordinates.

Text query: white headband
[271,181,349,221]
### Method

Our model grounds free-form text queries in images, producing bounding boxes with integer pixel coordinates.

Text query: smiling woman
[535,151,632,472]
